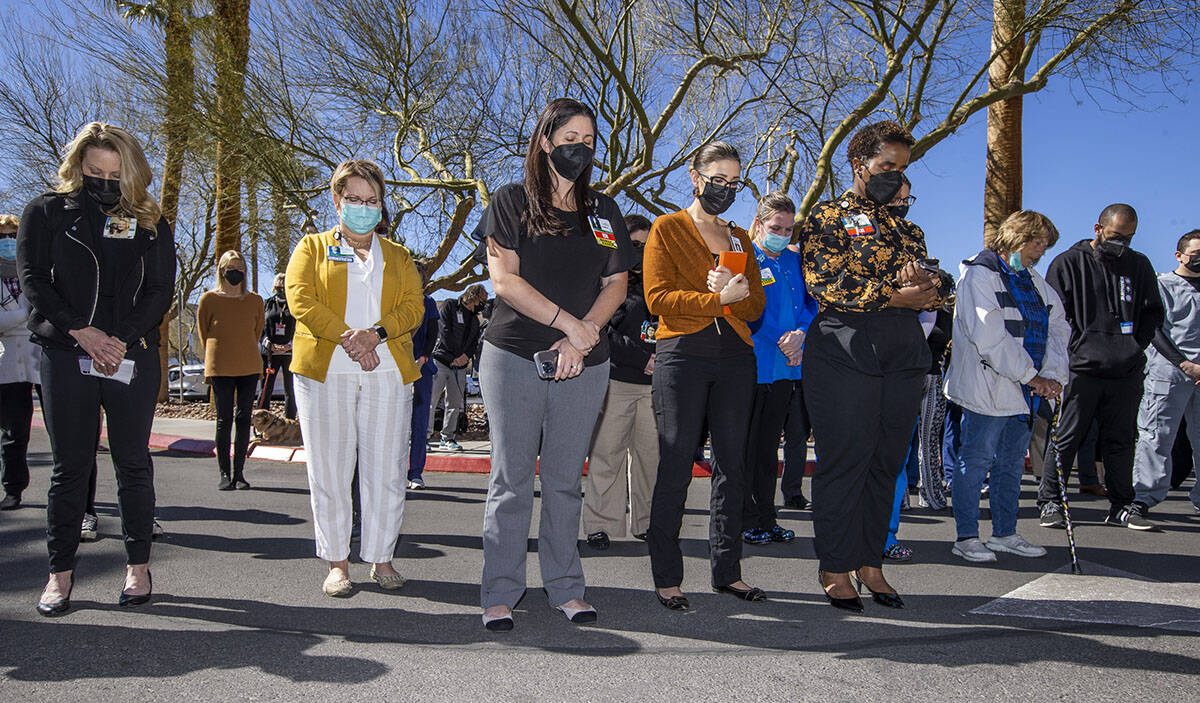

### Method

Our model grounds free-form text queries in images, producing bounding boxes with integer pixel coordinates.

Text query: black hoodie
[1044,238,1164,378]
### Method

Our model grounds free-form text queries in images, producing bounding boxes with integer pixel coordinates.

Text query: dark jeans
[780,380,811,501]
[743,380,793,530]
[41,345,159,572]
[0,382,35,497]
[1039,372,1143,510]
[258,354,296,418]
[409,369,434,480]
[803,310,928,573]
[648,349,755,589]
[212,374,258,479]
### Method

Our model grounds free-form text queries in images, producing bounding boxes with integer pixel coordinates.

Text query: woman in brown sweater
[197,250,264,490]
[642,141,766,610]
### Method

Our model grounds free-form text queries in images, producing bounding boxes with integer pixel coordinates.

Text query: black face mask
[1096,236,1131,261]
[1186,254,1200,274]
[630,242,645,273]
[548,142,594,182]
[863,169,904,205]
[273,288,285,298]
[698,180,737,216]
[887,204,909,220]
[83,175,122,206]
[223,270,245,286]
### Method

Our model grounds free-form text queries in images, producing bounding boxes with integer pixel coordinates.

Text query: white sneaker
[151,520,166,539]
[951,537,997,563]
[986,533,1047,557]
[80,513,99,541]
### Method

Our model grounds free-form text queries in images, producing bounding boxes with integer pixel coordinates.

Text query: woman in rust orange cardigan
[642,141,766,610]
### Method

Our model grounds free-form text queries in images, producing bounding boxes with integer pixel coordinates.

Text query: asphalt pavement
[1,427,1198,702]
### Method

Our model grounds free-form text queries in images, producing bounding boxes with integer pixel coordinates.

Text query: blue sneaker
[742,527,772,545]
[768,525,795,542]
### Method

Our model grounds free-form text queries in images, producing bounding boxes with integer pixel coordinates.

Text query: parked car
[167,364,208,400]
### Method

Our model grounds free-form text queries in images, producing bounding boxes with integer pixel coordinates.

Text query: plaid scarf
[997,257,1048,415]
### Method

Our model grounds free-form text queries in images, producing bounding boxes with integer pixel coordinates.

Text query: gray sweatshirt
[1146,271,1200,380]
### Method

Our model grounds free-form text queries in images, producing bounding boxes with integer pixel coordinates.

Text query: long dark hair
[523,98,597,238]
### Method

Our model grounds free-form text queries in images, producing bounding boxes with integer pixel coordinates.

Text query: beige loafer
[370,565,406,590]
[322,571,352,597]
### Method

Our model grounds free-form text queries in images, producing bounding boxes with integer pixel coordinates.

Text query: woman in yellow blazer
[285,159,424,597]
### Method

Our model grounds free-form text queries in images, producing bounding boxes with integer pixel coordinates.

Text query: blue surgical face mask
[1008,251,1026,272]
[761,232,790,254]
[0,239,15,260]
[339,202,382,236]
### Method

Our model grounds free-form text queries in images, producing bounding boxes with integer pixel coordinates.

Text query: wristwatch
[373,325,388,341]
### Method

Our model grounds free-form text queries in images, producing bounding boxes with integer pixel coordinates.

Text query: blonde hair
[55,122,161,226]
[0,214,18,230]
[330,159,386,202]
[989,210,1060,255]
[215,250,249,296]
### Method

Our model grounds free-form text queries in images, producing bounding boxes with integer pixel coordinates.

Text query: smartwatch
[373,325,388,341]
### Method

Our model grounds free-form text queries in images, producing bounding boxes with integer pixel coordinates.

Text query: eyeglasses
[343,196,381,207]
[891,195,917,207]
[699,173,746,192]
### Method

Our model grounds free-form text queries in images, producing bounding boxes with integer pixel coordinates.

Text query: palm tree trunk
[984,0,1025,246]
[212,0,251,259]
[271,185,293,273]
[158,0,196,401]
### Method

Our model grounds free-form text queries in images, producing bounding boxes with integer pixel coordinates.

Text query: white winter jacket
[944,251,1070,418]
[0,278,40,385]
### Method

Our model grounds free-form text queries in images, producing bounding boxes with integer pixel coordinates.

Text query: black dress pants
[41,345,159,573]
[648,350,756,589]
[1038,371,1143,511]
[803,310,928,573]
[258,354,297,418]
[211,374,258,479]
[743,380,794,530]
[0,381,34,497]
[780,380,811,501]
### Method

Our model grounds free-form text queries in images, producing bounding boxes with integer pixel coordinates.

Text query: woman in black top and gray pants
[477,98,631,631]
[18,122,176,616]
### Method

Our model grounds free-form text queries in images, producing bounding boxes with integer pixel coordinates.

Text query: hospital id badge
[274,323,286,336]
[327,245,355,263]
[102,216,137,239]
[1120,321,1134,335]
[841,213,875,237]
[590,216,617,249]
[760,267,776,285]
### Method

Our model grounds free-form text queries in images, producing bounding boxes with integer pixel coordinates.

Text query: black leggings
[212,374,258,478]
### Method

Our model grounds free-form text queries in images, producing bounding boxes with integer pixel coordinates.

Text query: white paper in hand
[80,358,137,385]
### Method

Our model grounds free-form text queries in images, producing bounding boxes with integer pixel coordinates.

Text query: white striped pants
[295,370,412,564]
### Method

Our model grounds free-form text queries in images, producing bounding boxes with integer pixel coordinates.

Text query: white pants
[296,370,412,563]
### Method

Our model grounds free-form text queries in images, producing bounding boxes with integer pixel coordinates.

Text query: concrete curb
[35,415,818,477]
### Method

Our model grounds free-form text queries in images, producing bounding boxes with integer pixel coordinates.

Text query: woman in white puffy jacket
[0,213,40,510]
[943,210,1070,564]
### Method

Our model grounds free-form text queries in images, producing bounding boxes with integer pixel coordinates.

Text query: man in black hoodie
[1039,204,1165,528]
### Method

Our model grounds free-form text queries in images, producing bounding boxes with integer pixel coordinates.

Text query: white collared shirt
[327,234,398,375]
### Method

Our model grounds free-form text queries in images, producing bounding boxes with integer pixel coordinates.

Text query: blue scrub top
[749,243,819,383]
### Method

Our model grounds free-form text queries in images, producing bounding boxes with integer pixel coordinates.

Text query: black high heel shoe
[119,570,152,607]
[853,571,904,609]
[37,573,74,617]
[818,571,863,613]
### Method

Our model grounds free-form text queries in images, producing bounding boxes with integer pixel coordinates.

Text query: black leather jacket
[17,191,176,350]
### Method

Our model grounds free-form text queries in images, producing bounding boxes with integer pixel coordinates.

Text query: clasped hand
[707,266,749,305]
[889,261,939,310]
[71,326,126,377]
[1028,375,1063,400]
[341,328,381,371]
[778,330,805,366]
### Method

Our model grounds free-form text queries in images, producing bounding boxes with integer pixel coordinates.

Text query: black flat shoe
[119,570,152,607]
[655,591,690,611]
[585,531,610,550]
[0,493,20,510]
[632,532,647,541]
[854,573,904,609]
[713,584,767,602]
[818,572,863,613]
[483,613,514,631]
[36,574,74,617]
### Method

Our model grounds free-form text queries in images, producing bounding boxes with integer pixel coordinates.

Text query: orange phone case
[716,250,749,315]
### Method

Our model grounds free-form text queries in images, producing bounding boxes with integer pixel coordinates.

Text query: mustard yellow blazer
[285,228,423,384]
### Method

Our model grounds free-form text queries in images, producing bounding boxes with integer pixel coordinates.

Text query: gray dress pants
[479,342,609,608]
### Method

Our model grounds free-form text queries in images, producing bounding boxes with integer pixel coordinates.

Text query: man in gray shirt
[1131,229,1200,529]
